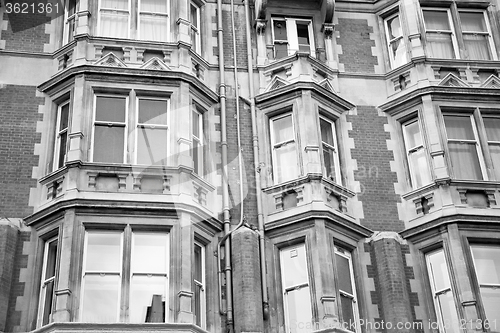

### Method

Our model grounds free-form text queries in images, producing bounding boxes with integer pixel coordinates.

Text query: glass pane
[323,146,335,179]
[409,148,432,188]
[194,244,202,282]
[192,138,200,174]
[480,287,500,325]
[427,250,451,292]
[130,275,166,323]
[192,111,200,137]
[320,118,334,146]
[58,133,67,169]
[296,23,310,49]
[273,115,294,143]
[93,125,124,163]
[286,287,313,333]
[136,127,168,165]
[340,294,355,330]
[404,121,422,149]
[275,43,288,59]
[140,15,168,41]
[387,15,402,40]
[390,38,406,67]
[95,96,126,122]
[489,145,500,180]
[444,116,475,140]
[273,20,287,41]
[42,280,54,325]
[140,0,167,12]
[437,291,460,332]
[45,240,58,280]
[101,0,128,10]
[138,99,168,125]
[426,33,455,58]
[194,284,203,326]
[484,118,500,142]
[281,245,308,288]
[336,254,353,294]
[423,10,451,30]
[190,4,198,27]
[59,104,69,131]
[472,246,500,285]
[85,232,121,272]
[67,0,76,15]
[459,12,486,32]
[100,12,129,38]
[448,142,482,180]
[275,143,298,183]
[81,274,120,322]
[132,233,168,273]
[464,34,491,60]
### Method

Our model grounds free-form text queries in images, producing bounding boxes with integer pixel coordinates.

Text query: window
[483,117,500,180]
[192,107,203,175]
[422,8,496,60]
[280,244,313,333]
[63,0,76,44]
[190,2,201,53]
[443,114,486,180]
[193,242,206,328]
[37,237,58,327]
[53,101,70,171]
[335,247,359,332]
[470,245,500,325]
[80,230,169,323]
[384,13,407,68]
[271,17,315,59]
[270,113,299,184]
[98,0,169,41]
[402,119,431,188]
[426,249,460,333]
[92,94,170,165]
[319,116,341,184]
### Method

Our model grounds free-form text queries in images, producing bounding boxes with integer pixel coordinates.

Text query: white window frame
[458,9,497,61]
[192,107,204,175]
[189,1,201,53]
[53,100,70,171]
[97,0,131,39]
[270,113,299,184]
[271,17,316,59]
[319,116,341,185]
[37,236,59,328]
[279,244,313,333]
[63,0,76,44]
[91,94,128,164]
[402,118,432,189]
[134,97,170,166]
[334,247,360,333]
[421,8,459,59]
[138,0,169,42]
[383,12,407,69]
[193,241,206,328]
[443,113,487,180]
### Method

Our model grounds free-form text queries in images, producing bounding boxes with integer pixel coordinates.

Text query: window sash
[271,17,315,59]
[138,0,169,42]
[63,0,76,44]
[193,242,206,328]
[37,237,58,328]
[192,108,204,175]
[459,10,495,60]
[53,101,70,171]
[320,116,341,184]
[270,113,298,184]
[334,247,359,332]
[98,0,130,39]
[190,2,201,52]
[402,119,431,188]
[422,8,459,59]
[384,13,407,68]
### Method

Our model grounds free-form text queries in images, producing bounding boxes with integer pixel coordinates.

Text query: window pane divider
[284,282,309,293]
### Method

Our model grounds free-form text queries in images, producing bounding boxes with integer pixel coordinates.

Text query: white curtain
[423,10,455,58]
[100,0,129,38]
[139,0,168,41]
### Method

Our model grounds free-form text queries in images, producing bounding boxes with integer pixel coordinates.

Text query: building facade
[1,0,500,332]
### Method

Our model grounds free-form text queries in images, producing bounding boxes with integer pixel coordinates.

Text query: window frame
[319,115,341,185]
[193,240,206,328]
[192,106,204,176]
[134,96,170,166]
[402,117,432,189]
[334,246,360,333]
[91,94,129,164]
[37,236,59,328]
[271,17,316,59]
[137,0,169,42]
[62,0,76,45]
[53,100,71,171]
[458,9,497,61]
[383,12,408,69]
[189,1,201,53]
[421,7,459,59]
[97,0,131,39]
[269,112,299,184]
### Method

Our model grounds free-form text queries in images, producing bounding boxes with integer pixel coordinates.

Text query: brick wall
[347,106,403,231]
[212,6,248,68]
[0,85,43,218]
[336,18,378,73]
[0,224,19,332]
[1,13,50,52]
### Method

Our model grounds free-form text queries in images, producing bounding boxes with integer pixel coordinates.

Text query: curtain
[427,33,455,58]
[139,0,168,41]
[100,0,129,38]
[409,148,431,187]
[448,142,482,179]
[275,143,298,183]
[464,34,490,60]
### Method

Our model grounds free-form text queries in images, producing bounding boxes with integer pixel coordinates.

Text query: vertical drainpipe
[244,0,270,320]
[216,0,234,331]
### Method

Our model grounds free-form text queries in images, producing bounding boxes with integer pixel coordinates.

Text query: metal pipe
[243,0,269,320]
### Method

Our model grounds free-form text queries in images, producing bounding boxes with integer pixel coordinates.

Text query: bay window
[270,113,299,184]
[271,17,315,59]
[37,237,59,327]
[402,119,431,189]
[384,13,407,68]
[193,241,206,328]
[319,116,341,184]
[280,244,313,333]
[80,230,169,323]
[53,101,70,171]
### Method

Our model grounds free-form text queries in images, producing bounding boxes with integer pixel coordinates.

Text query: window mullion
[121,226,132,322]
